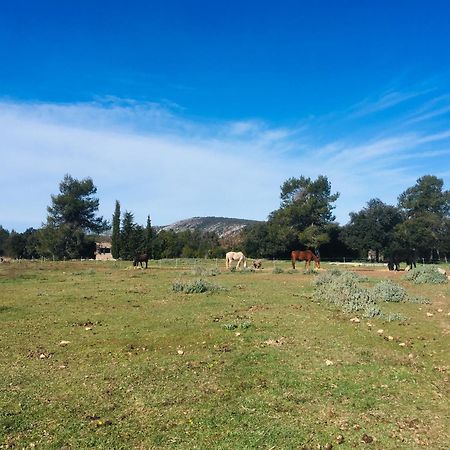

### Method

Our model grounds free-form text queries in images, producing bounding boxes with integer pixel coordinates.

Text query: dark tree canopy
[398,175,450,218]
[42,174,108,259]
[243,175,340,257]
[396,175,450,259]
[341,199,403,260]
[272,175,339,230]
[47,174,108,233]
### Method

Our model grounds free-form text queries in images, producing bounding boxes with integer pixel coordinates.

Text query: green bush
[313,271,380,318]
[371,280,407,302]
[313,270,430,321]
[404,266,448,284]
[172,278,222,294]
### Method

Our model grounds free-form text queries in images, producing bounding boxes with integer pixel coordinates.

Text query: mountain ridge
[159,216,263,239]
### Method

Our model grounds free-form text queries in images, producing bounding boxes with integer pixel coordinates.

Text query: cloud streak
[0,93,449,232]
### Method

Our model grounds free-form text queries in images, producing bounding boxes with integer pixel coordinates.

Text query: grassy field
[0,259,449,449]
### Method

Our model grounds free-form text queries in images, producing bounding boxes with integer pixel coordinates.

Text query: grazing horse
[291,250,320,269]
[133,253,149,269]
[252,259,263,269]
[387,248,417,271]
[225,251,247,269]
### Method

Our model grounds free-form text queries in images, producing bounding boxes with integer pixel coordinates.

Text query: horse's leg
[292,257,296,269]
[236,257,241,269]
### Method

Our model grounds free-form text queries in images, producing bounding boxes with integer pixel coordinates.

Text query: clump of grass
[408,295,432,304]
[172,278,223,294]
[272,267,284,274]
[223,321,252,330]
[371,280,407,302]
[382,312,408,322]
[190,266,220,277]
[287,268,298,274]
[71,269,96,276]
[303,268,319,276]
[404,266,448,284]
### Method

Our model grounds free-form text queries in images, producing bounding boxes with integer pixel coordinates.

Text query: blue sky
[1,1,450,231]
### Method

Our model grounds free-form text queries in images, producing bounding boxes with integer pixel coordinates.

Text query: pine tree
[44,174,108,259]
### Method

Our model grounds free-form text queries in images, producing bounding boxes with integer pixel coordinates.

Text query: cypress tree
[145,215,154,258]
[111,200,121,258]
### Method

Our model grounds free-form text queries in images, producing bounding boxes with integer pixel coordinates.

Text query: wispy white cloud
[0,93,449,232]
[349,90,427,118]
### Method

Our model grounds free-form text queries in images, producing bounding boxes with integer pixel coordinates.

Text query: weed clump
[313,271,380,318]
[404,266,448,284]
[371,280,407,302]
[223,321,252,330]
[172,278,223,294]
[190,266,220,277]
[314,270,431,321]
[272,267,284,274]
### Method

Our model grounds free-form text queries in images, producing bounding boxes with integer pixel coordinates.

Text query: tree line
[1,174,449,262]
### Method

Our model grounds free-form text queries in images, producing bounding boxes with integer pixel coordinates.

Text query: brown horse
[291,250,320,269]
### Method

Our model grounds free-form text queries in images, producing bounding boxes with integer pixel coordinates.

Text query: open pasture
[1,259,449,449]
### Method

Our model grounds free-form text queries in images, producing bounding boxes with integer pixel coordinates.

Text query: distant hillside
[159,216,263,240]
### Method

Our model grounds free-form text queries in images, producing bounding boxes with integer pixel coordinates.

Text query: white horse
[225,251,247,269]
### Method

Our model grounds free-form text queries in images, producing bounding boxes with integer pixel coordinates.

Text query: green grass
[1,259,449,449]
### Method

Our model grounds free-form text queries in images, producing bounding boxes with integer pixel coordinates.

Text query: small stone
[426,313,433,317]
[59,340,70,346]
[350,317,360,323]
[325,359,334,366]
[361,434,374,444]
[177,349,184,355]
[437,309,443,313]
[85,327,92,331]
[377,329,384,334]
[336,434,345,444]
[399,342,406,347]
[388,336,394,341]
[235,332,241,336]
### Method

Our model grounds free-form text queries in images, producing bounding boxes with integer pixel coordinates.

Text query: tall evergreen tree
[120,211,136,260]
[44,174,108,259]
[145,215,154,258]
[111,200,121,259]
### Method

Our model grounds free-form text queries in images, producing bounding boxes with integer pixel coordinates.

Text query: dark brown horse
[291,250,320,269]
[133,253,149,269]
